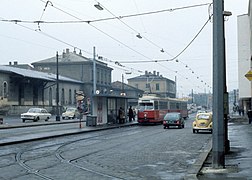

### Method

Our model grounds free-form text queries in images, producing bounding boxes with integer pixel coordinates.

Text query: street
[0,115,212,180]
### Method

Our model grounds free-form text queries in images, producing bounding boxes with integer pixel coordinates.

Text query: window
[159,101,167,110]
[3,81,8,98]
[49,88,52,106]
[61,88,65,105]
[97,69,100,83]
[156,83,160,91]
[69,89,72,105]
[105,72,107,84]
[74,90,77,105]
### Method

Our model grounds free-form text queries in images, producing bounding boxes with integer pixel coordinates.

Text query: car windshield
[164,113,179,120]
[28,108,40,113]
[139,103,154,111]
[66,108,75,112]
[197,114,210,120]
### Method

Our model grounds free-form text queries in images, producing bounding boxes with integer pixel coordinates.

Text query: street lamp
[136,33,142,39]
[94,3,103,10]
[212,0,232,168]
[223,10,232,155]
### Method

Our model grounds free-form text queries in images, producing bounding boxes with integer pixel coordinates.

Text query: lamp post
[92,46,96,116]
[223,10,232,155]
[212,0,225,168]
[212,0,232,168]
[56,52,60,121]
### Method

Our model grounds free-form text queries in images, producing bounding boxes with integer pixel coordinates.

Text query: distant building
[127,70,176,98]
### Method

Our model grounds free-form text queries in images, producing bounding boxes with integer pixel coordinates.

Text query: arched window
[49,88,52,106]
[69,89,72,105]
[3,81,8,98]
[61,88,65,105]
[74,90,77,105]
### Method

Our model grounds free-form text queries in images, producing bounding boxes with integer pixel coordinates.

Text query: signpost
[245,70,252,110]
[245,70,252,81]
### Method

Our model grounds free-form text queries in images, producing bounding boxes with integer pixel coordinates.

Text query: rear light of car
[176,120,180,124]
[163,121,166,124]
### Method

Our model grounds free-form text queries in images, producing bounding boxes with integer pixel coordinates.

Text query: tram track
[6,126,142,179]
[1,125,179,179]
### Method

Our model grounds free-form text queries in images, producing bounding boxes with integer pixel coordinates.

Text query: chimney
[79,50,82,56]
[14,61,18,65]
[145,70,148,75]
[62,50,66,58]
[157,72,160,76]
[9,62,12,65]
[153,70,156,75]
[66,48,70,54]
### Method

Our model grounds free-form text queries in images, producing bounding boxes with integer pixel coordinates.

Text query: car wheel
[163,126,166,129]
[193,129,196,133]
[72,115,75,119]
[182,124,185,128]
[34,117,39,122]
[62,117,65,120]
[45,117,49,121]
[22,119,25,123]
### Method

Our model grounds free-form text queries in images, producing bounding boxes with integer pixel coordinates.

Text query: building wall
[238,14,251,99]
[33,57,112,101]
[0,71,83,115]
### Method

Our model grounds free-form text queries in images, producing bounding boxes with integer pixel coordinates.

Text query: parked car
[62,107,79,119]
[21,108,51,122]
[192,112,212,133]
[163,112,184,129]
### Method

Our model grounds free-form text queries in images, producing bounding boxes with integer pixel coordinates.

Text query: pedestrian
[247,109,252,124]
[238,107,241,116]
[118,107,125,124]
[241,108,245,116]
[128,106,134,122]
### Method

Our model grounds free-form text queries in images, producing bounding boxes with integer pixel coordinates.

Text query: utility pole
[56,52,60,121]
[92,46,96,116]
[212,0,225,168]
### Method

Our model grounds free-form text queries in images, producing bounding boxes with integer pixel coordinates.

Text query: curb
[0,119,85,129]
[184,138,212,180]
[0,122,139,146]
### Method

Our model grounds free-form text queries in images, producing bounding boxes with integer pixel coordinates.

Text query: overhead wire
[1,0,212,92]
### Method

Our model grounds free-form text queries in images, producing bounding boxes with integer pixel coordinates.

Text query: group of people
[118,106,136,124]
[234,105,252,124]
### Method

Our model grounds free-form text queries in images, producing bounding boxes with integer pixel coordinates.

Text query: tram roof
[139,95,187,102]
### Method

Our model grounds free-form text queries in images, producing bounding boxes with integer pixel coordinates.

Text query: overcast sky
[0,0,249,97]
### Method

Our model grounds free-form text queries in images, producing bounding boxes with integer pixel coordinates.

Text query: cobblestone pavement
[0,119,211,180]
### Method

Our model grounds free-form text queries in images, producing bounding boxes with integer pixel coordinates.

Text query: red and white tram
[137,95,188,124]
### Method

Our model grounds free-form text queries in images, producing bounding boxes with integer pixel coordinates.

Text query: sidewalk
[0,120,139,146]
[197,114,252,179]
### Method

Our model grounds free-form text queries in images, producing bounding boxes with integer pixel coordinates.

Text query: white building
[238,0,252,111]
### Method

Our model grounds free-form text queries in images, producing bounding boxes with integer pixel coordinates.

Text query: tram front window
[139,103,154,111]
